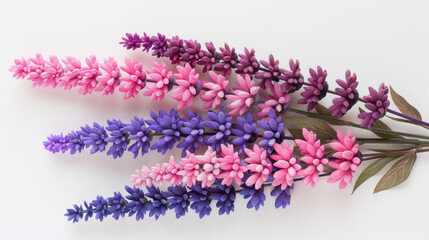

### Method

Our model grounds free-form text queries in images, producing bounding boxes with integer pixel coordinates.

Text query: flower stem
[288,107,429,141]
[386,108,429,128]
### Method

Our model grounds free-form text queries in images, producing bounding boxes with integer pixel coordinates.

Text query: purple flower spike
[358,83,390,129]
[328,70,359,118]
[90,196,109,222]
[125,185,149,221]
[65,204,84,223]
[189,184,212,219]
[203,107,232,151]
[145,186,169,220]
[167,185,190,219]
[78,122,108,154]
[107,192,129,220]
[298,66,329,111]
[240,186,266,210]
[209,181,236,215]
[214,43,238,76]
[280,59,304,93]
[255,54,281,89]
[124,117,152,159]
[150,33,168,57]
[44,133,69,154]
[236,48,259,75]
[120,33,143,50]
[105,119,129,159]
[146,109,183,154]
[177,110,206,157]
[270,185,292,209]
[198,42,218,73]
[229,111,259,153]
[164,36,185,64]
[141,33,153,52]
[67,131,85,154]
[257,109,285,154]
[181,40,204,68]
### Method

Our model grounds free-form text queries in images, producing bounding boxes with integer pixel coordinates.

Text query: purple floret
[146,109,183,154]
[164,36,185,64]
[124,117,152,158]
[181,39,204,67]
[328,70,359,118]
[167,185,190,219]
[209,181,236,215]
[44,133,69,153]
[90,196,110,222]
[255,54,282,89]
[119,33,143,50]
[78,122,108,154]
[358,83,390,129]
[177,110,205,157]
[240,187,266,210]
[105,119,129,159]
[214,43,238,76]
[67,131,85,154]
[189,184,212,219]
[270,185,292,209]
[257,109,285,154]
[198,42,218,73]
[65,204,84,223]
[236,47,259,75]
[280,59,304,93]
[107,192,129,220]
[150,33,168,57]
[203,107,232,151]
[298,66,329,111]
[229,111,259,153]
[125,185,149,221]
[145,186,169,220]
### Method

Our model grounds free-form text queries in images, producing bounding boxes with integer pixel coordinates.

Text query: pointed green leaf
[358,107,403,139]
[389,86,422,120]
[352,156,397,193]
[287,128,304,139]
[374,153,417,193]
[287,117,337,141]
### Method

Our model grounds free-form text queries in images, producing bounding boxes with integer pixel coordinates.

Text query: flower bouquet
[10,32,429,222]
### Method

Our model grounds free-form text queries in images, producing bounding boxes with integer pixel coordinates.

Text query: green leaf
[287,117,337,141]
[389,86,422,120]
[373,153,417,193]
[315,104,348,126]
[287,128,304,139]
[367,147,414,153]
[352,156,397,193]
[358,108,403,139]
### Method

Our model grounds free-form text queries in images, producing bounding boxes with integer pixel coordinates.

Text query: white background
[1,0,429,239]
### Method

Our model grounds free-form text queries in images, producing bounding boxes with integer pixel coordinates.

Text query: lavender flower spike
[146,109,183,154]
[124,117,152,158]
[44,133,69,153]
[203,107,232,151]
[358,83,390,129]
[105,119,129,159]
[328,70,359,118]
[119,33,143,50]
[298,66,329,111]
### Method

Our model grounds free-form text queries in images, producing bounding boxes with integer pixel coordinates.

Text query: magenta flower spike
[200,71,230,109]
[94,57,120,96]
[256,82,290,120]
[143,61,173,102]
[358,83,390,129]
[226,74,260,116]
[270,141,301,190]
[329,70,359,118]
[172,63,201,109]
[59,57,83,90]
[78,55,100,95]
[244,145,272,190]
[217,144,247,186]
[118,58,146,99]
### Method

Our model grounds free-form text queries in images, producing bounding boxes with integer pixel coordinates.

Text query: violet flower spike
[236,48,259,75]
[297,66,329,111]
[164,36,185,64]
[328,70,359,118]
[358,83,390,129]
[120,33,143,50]
[198,42,218,73]
[214,43,238,76]
[181,39,204,68]
[255,54,281,89]
[279,59,304,93]
[150,33,168,57]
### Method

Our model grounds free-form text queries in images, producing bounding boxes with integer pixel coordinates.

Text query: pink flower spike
[226,74,260,116]
[78,55,100,95]
[94,57,120,96]
[162,156,182,186]
[9,57,30,79]
[243,145,272,189]
[119,58,147,99]
[59,56,83,90]
[217,144,247,186]
[130,166,153,188]
[200,71,230,109]
[270,141,301,190]
[178,151,200,187]
[148,163,167,186]
[295,128,328,187]
[196,147,220,188]
[327,129,361,189]
[41,56,64,88]
[27,53,46,87]
[256,82,290,120]
[143,61,173,102]
[172,63,200,109]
